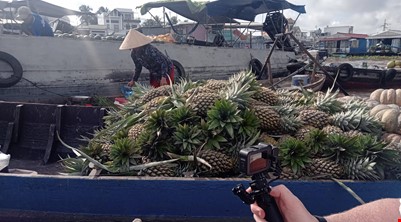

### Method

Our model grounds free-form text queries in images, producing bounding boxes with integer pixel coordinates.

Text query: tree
[142,15,163,27]
[79,5,97,25]
[96,6,109,14]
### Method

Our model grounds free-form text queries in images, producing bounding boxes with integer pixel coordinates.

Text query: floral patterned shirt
[130,44,172,81]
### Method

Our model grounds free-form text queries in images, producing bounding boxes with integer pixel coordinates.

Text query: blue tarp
[140,0,305,23]
[206,0,306,21]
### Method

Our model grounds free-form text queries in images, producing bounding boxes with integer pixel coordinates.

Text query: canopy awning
[140,0,237,24]
[0,0,85,18]
[206,0,306,21]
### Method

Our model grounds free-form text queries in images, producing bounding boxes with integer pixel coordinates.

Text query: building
[97,8,141,35]
[367,30,401,54]
[318,33,368,55]
[324,26,353,35]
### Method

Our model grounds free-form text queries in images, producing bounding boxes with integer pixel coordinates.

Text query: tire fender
[385,68,397,82]
[249,59,264,80]
[337,63,353,82]
[171,60,186,82]
[0,51,23,88]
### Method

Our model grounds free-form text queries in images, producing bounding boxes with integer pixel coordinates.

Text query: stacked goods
[368,89,401,153]
[60,71,401,180]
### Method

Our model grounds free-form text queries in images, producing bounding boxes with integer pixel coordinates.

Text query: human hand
[127,80,135,87]
[248,185,318,222]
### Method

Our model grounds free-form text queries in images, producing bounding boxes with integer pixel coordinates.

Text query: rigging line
[21,77,67,98]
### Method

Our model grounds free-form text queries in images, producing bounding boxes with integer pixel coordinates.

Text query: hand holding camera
[232,143,283,222]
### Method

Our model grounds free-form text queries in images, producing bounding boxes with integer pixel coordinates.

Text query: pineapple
[304,158,344,179]
[198,150,234,176]
[140,85,171,104]
[295,125,317,140]
[322,125,344,135]
[252,106,281,132]
[259,133,278,146]
[128,123,145,142]
[298,109,330,129]
[141,164,178,177]
[251,87,279,106]
[280,167,301,180]
[142,96,167,111]
[204,79,228,91]
[190,92,221,116]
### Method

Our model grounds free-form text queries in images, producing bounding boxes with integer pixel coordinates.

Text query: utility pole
[381,19,389,31]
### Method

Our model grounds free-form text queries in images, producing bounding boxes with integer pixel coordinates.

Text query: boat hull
[0,173,400,221]
[0,35,294,103]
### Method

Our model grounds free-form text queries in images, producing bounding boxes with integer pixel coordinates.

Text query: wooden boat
[0,0,297,104]
[3,1,399,221]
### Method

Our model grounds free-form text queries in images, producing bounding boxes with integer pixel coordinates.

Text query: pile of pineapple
[61,71,401,180]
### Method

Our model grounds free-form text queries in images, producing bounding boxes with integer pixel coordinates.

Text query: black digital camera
[238,143,279,176]
[233,143,283,222]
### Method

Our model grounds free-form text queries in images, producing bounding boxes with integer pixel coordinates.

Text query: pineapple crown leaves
[343,157,381,181]
[340,96,369,111]
[110,138,138,171]
[166,106,199,127]
[238,108,260,138]
[303,128,328,155]
[227,70,260,92]
[59,155,89,176]
[207,99,243,138]
[314,89,343,114]
[270,105,302,134]
[173,124,203,154]
[323,134,364,163]
[331,108,382,135]
[146,109,170,135]
[199,119,228,150]
[278,137,312,175]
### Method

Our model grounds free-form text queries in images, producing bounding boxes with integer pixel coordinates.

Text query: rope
[22,77,67,98]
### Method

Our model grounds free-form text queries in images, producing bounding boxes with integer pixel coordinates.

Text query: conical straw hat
[119,29,153,50]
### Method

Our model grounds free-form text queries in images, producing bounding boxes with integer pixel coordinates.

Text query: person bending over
[119,29,174,88]
[15,6,54,37]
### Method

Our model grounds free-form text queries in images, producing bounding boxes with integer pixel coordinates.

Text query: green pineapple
[140,85,172,104]
[198,150,234,176]
[322,125,344,135]
[141,164,178,177]
[294,125,318,140]
[304,158,344,179]
[128,123,145,142]
[189,92,221,116]
[251,87,279,106]
[298,109,330,129]
[203,79,228,91]
[252,105,281,132]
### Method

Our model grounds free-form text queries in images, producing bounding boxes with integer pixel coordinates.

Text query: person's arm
[325,198,400,222]
[250,185,400,222]
[131,51,142,82]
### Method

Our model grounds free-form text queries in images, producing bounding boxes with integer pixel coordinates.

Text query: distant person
[119,29,174,88]
[15,6,54,37]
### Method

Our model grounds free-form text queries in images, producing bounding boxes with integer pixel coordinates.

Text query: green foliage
[110,138,138,172]
[279,137,312,175]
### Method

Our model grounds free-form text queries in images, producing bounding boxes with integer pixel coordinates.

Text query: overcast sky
[45,0,401,35]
